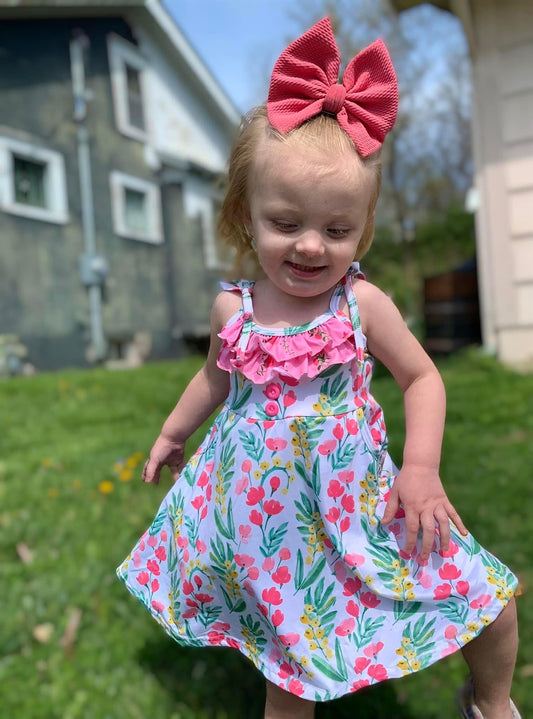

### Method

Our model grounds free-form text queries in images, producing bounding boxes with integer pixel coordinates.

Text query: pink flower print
[263,382,282,400]
[333,423,344,440]
[241,459,252,473]
[445,625,458,640]
[270,646,283,663]
[368,664,388,681]
[263,500,284,515]
[360,592,381,609]
[270,476,281,492]
[345,553,365,568]
[364,642,384,658]
[346,418,359,435]
[183,549,190,563]
[415,553,429,567]
[207,630,225,645]
[418,570,433,589]
[370,428,382,445]
[146,559,160,576]
[388,522,401,536]
[200,506,208,520]
[343,577,362,596]
[341,494,355,513]
[147,535,158,548]
[279,632,300,647]
[272,566,291,585]
[399,548,416,560]
[439,563,462,581]
[263,420,276,430]
[204,461,215,473]
[338,470,355,484]
[278,662,294,679]
[334,560,347,583]
[193,575,202,588]
[195,593,214,604]
[470,594,491,610]
[279,374,299,387]
[139,538,146,551]
[182,580,194,595]
[137,571,150,585]
[160,529,167,541]
[239,524,252,542]
[325,507,341,523]
[151,600,165,613]
[439,540,459,558]
[283,390,297,407]
[266,437,288,451]
[340,517,351,532]
[327,479,344,499]
[318,440,337,456]
[248,566,260,580]
[351,679,370,692]
[288,679,305,697]
[182,607,199,619]
[191,495,204,510]
[235,476,249,495]
[354,657,371,674]
[246,486,265,506]
[213,621,231,632]
[265,402,279,417]
[346,600,360,618]
[155,546,167,561]
[205,485,212,502]
[433,583,452,600]
[234,554,255,568]
[243,580,255,596]
[262,556,275,572]
[227,638,240,652]
[272,610,285,627]
[335,618,355,636]
[457,580,470,596]
[150,578,160,593]
[133,551,141,568]
[177,536,188,549]
[441,642,457,658]
[197,471,210,488]
[395,507,406,519]
[262,587,283,605]
[279,547,291,560]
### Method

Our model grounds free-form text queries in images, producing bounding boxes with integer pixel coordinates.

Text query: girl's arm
[355,280,468,559]
[142,291,238,485]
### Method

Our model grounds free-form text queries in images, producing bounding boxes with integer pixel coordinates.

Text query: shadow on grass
[139,635,428,718]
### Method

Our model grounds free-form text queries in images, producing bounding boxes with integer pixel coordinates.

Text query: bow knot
[267,17,398,157]
[323,84,346,115]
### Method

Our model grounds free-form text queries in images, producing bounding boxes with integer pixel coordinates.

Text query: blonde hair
[217,105,382,276]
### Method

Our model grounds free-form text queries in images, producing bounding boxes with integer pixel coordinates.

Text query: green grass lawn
[1,352,531,718]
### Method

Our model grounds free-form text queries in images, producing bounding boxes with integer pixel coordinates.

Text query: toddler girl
[117,18,519,719]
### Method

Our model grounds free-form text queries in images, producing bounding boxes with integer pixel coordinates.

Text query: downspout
[70,32,108,362]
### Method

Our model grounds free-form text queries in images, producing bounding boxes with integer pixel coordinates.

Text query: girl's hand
[381,465,468,560]
[142,434,186,484]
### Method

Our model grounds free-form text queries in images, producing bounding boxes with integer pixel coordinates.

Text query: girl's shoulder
[211,286,245,333]
[351,278,401,339]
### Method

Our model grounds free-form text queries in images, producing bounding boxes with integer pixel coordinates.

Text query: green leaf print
[237,429,263,464]
[393,601,422,623]
[436,600,469,626]
[181,463,196,487]
[167,537,178,572]
[214,504,234,541]
[311,457,321,494]
[334,637,349,681]
[230,382,252,411]
[352,615,386,650]
[412,614,436,646]
[295,555,326,592]
[149,509,167,535]
[311,656,346,683]
[260,522,289,557]
[332,442,356,469]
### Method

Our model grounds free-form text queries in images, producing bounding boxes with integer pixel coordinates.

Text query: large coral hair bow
[267,17,399,157]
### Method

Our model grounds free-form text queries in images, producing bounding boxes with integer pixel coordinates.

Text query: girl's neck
[251,279,337,328]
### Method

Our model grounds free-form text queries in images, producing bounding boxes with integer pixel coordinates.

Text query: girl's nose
[295,231,325,256]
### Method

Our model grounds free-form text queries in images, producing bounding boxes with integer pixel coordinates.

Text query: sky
[163,0,468,116]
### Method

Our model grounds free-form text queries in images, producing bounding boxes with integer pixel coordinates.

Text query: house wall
[470,0,533,365]
[0,17,227,370]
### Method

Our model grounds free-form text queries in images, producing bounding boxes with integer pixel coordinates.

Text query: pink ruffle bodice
[217,280,365,384]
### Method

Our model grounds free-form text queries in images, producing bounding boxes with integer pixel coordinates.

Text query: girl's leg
[461,598,519,719]
[264,680,316,719]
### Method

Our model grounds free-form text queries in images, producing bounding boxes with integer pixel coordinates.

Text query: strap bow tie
[267,17,399,157]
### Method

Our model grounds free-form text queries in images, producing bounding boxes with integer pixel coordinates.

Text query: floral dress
[117,263,517,702]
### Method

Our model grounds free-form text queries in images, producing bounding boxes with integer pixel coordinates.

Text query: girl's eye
[274,221,298,232]
[327,228,350,238]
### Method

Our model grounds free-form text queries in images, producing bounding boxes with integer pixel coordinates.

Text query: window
[110,171,162,244]
[0,135,69,224]
[107,34,148,142]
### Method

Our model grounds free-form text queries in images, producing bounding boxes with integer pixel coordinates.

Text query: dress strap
[220,280,255,358]
[343,262,367,350]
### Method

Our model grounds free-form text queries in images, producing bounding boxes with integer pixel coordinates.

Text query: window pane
[126,64,145,130]
[124,188,148,234]
[13,156,47,207]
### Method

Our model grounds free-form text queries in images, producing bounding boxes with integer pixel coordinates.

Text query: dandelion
[98,480,114,494]
[47,487,59,498]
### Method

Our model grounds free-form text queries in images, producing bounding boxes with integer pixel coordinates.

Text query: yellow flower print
[364,575,374,586]
[461,633,473,643]
[253,470,262,480]
[300,615,310,625]
[396,647,405,656]
[495,588,506,601]
[402,637,411,647]
[311,618,320,628]
[312,402,323,412]
[273,458,282,467]
[259,461,270,471]
[319,393,328,403]
[410,659,421,671]
[405,590,416,600]
[309,641,318,651]
[304,628,313,640]
[305,604,314,613]
[356,408,364,420]
[467,622,480,632]
[300,656,310,667]
[481,615,492,626]
[397,659,409,671]
[406,649,416,660]
[401,567,410,578]
[325,648,334,659]
[285,460,293,470]
[359,479,368,490]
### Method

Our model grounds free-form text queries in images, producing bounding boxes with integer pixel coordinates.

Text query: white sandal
[457,680,521,719]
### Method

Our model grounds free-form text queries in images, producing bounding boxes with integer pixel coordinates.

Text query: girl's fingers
[434,505,450,553]
[419,513,436,559]
[447,503,468,536]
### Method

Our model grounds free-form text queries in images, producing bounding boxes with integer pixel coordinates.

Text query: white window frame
[107,33,148,143]
[0,135,69,224]
[110,170,163,244]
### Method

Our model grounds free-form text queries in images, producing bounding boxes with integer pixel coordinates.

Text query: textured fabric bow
[267,17,399,157]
